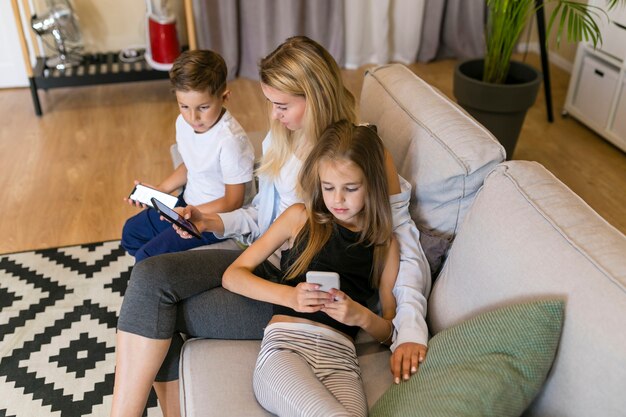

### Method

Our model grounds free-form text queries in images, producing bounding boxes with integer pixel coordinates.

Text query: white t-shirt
[176,110,255,206]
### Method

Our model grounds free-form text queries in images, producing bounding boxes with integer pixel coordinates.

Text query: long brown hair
[257,36,356,177]
[286,121,393,287]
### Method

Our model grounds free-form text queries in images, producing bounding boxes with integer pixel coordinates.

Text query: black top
[275,223,376,339]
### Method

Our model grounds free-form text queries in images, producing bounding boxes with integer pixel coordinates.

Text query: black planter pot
[453,59,542,159]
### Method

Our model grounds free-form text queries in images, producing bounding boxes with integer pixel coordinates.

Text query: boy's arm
[198,128,254,214]
[194,183,246,215]
[157,163,188,194]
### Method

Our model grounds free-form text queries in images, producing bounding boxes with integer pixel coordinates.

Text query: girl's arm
[223,204,331,311]
[384,150,401,195]
[377,235,401,338]
[382,147,430,348]
[360,235,400,343]
[324,236,400,343]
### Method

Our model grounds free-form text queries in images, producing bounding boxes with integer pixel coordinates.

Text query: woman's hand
[321,289,365,326]
[390,343,428,384]
[171,206,204,238]
[291,282,333,313]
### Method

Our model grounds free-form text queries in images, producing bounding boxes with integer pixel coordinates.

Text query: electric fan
[31,0,83,70]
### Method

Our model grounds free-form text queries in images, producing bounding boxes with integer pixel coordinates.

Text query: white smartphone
[129,183,178,209]
[305,271,340,292]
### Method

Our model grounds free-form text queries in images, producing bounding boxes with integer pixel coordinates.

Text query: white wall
[30,0,188,54]
[1,1,29,87]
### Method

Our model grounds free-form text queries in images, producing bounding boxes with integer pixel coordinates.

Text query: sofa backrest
[360,64,505,274]
[429,160,626,416]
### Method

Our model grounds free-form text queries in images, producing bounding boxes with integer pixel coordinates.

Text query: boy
[121,50,255,262]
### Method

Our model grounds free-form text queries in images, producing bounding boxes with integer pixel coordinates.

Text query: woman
[111,36,430,417]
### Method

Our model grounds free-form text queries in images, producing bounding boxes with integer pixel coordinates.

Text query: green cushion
[370,299,564,417]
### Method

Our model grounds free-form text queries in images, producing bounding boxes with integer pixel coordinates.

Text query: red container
[148,15,180,64]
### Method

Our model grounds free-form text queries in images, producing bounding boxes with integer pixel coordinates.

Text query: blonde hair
[257,36,357,178]
[286,121,393,287]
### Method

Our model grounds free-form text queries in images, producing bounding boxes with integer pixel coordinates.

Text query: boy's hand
[123,180,158,209]
[124,198,147,209]
[291,282,332,313]
[390,342,428,384]
[124,180,146,208]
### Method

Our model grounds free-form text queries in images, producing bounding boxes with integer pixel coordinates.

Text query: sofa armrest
[429,160,626,417]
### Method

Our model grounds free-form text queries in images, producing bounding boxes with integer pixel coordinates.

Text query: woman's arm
[382,146,431,382]
[389,178,430,346]
[382,148,430,346]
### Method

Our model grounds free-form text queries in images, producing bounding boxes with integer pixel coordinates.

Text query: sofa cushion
[179,333,393,417]
[360,64,505,274]
[370,299,564,417]
[429,161,626,417]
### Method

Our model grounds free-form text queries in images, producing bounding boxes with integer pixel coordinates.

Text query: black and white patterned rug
[0,241,162,417]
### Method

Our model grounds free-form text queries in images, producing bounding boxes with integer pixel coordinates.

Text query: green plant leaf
[483,0,624,84]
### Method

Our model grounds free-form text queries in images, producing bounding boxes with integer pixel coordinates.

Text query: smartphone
[129,184,178,209]
[151,197,202,239]
[306,271,340,292]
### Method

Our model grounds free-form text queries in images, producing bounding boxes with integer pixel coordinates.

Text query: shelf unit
[10,0,198,116]
[563,2,626,152]
[29,51,170,115]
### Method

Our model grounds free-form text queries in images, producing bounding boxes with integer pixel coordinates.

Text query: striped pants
[254,322,367,417]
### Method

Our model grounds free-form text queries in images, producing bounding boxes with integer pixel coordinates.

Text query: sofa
[177,64,626,416]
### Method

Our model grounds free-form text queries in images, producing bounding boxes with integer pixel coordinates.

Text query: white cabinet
[564,2,626,152]
[571,55,619,129]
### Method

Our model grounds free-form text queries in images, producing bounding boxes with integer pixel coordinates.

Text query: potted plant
[453,0,624,159]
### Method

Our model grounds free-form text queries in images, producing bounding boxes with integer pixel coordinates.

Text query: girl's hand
[321,289,364,326]
[291,282,333,313]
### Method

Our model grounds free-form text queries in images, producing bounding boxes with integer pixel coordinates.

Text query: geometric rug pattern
[0,241,161,417]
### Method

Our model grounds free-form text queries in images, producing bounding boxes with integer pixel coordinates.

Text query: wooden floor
[1,54,624,254]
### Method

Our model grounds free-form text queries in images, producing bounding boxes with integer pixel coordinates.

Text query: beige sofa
[178,64,626,416]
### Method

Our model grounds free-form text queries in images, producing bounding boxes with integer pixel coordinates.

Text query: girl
[223,121,401,417]
[111,36,429,417]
